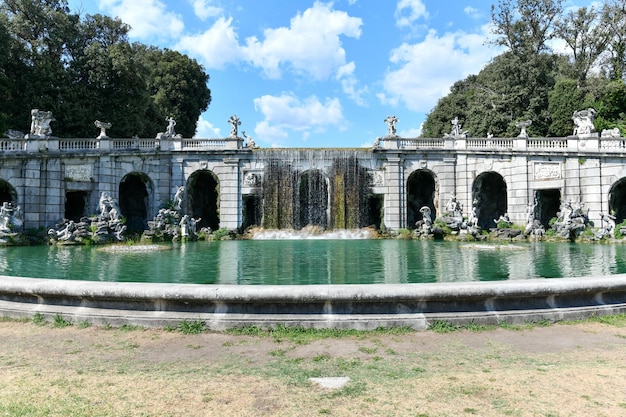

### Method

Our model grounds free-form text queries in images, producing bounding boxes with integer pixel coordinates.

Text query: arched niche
[472,171,507,230]
[296,169,328,229]
[0,179,18,205]
[407,169,437,228]
[187,170,220,231]
[119,172,153,232]
[609,178,626,223]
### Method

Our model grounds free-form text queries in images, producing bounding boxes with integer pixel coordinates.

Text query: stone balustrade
[0,135,245,153]
[381,133,623,153]
[0,134,624,154]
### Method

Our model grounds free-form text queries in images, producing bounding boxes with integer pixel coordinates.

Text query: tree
[423,52,560,138]
[547,78,587,136]
[0,0,78,133]
[137,47,211,138]
[554,6,609,87]
[0,1,211,138]
[490,0,563,57]
[421,80,469,137]
[600,0,626,81]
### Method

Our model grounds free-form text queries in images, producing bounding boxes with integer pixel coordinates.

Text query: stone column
[22,159,45,226]
[384,155,404,230]
[441,157,458,212]
[218,156,243,230]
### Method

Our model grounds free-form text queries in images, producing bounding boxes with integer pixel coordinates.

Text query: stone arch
[119,172,153,232]
[0,179,18,205]
[296,169,328,229]
[472,171,507,230]
[187,170,220,231]
[609,178,626,224]
[407,169,437,228]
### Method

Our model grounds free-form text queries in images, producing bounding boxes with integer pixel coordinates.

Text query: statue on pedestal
[384,115,399,137]
[29,109,55,137]
[94,120,112,139]
[228,115,241,137]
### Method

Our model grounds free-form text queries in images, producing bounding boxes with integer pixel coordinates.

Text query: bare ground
[0,320,625,416]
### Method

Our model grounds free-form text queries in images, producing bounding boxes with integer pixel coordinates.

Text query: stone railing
[527,138,568,150]
[380,134,625,153]
[0,135,245,153]
[58,138,100,151]
[0,138,26,152]
[112,138,159,150]
[181,138,227,150]
[467,138,514,149]
[396,138,445,149]
[2,133,625,154]
[599,138,626,151]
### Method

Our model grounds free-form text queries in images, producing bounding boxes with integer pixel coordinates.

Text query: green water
[0,240,625,285]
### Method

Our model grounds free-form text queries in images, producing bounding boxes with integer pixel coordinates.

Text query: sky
[66,0,598,148]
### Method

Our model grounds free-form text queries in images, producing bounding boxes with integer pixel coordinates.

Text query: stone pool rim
[1,274,625,330]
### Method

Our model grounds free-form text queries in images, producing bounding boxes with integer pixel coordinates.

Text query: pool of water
[1,240,625,285]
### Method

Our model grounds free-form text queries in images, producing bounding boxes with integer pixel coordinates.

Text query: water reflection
[0,241,625,285]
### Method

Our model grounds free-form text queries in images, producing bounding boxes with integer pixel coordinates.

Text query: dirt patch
[0,321,625,416]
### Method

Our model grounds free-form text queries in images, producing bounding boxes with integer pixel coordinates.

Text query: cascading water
[255,149,376,234]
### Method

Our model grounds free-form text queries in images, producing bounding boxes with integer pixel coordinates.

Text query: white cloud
[194,116,221,138]
[463,6,481,19]
[379,25,498,113]
[395,0,428,28]
[253,93,345,145]
[189,0,222,20]
[175,17,242,69]
[336,62,368,106]
[242,1,362,80]
[98,0,184,39]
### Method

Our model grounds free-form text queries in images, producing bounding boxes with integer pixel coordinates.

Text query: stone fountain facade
[1,110,626,234]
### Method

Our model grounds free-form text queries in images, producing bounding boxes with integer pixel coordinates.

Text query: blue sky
[67,0,597,147]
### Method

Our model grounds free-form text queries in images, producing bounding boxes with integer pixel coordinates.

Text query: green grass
[171,319,208,335]
[225,324,414,344]
[53,314,72,328]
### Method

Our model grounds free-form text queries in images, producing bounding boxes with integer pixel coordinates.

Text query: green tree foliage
[137,46,211,138]
[600,0,626,81]
[554,6,609,87]
[0,0,211,138]
[490,0,563,57]
[424,0,626,138]
[423,53,559,137]
[547,78,587,136]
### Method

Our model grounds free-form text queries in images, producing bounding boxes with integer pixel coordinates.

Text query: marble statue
[415,206,433,236]
[384,115,399,137]
[515,120,532,138]
[4,130,24,139]
[98,192,121,221]
[29,109,55,137]
[242,131,257,148]
[572,108,596,136]
[595,212,616,239]
[444,195,462,218]
[228,115,241,137]
[601,128,621,138]
[0,202,13,231]
[94,120,112,139]
[445,117,468,138]
[494,213,512,228]
[165,117,176,137]
[551,200,589,239]
[173,186,184,212]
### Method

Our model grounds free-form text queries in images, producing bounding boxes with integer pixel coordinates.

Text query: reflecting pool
[0,240,625,285]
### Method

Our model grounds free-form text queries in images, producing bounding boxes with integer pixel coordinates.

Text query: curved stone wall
[0,274,625,330]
